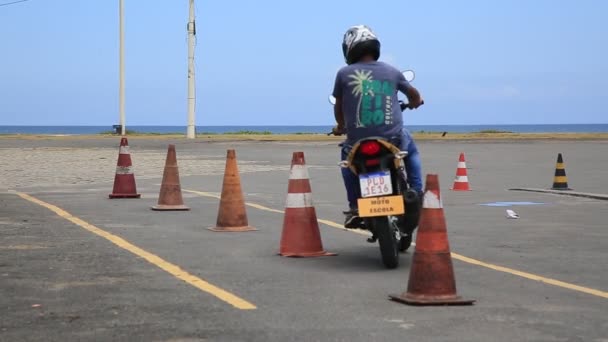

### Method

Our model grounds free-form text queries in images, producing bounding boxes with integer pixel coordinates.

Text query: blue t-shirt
[332,61,412,145]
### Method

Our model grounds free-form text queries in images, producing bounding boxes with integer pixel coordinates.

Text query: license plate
[358,195,405,217]
[359,171,393,198]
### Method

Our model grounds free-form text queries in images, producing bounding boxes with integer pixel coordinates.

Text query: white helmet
[342,25,381,65]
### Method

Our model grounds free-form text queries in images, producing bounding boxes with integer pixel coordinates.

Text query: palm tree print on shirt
[347,70,395,128]
[347,70,373,127]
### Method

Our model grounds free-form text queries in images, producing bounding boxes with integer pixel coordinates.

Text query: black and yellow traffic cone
[551,153,571,190]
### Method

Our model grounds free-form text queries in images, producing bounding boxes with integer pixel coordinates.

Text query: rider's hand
[332,125,345,136]
[408,97,424,109]
[405,86,424,109]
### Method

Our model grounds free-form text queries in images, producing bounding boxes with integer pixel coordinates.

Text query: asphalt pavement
[1,138,607,342]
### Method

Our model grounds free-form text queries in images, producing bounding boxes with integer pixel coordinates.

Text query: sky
[1,0,606,126]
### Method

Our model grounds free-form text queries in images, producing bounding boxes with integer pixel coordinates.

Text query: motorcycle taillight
[360,141,381,156]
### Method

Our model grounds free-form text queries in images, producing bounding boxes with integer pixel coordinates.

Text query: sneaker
[344,209,364,229]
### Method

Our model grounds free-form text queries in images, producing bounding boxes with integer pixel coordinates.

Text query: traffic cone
[451,153,472,191]
[208,149,256,232]
[551,153,571,190]
[390,174,475,306]
[279,152,336,257]
[109,138,141,199]
[152,144,190,211]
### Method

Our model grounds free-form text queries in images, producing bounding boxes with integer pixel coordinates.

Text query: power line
[0,0,29,7]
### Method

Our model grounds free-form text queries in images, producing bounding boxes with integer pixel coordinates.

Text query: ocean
[1,124,607,135]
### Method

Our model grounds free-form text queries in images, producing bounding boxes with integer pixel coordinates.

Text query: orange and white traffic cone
[390,174,475,306]
[279,152,336,257]
[208,149,256,232]
[451,153,472,191]
[152,144,190,211]
[109,138,141,199]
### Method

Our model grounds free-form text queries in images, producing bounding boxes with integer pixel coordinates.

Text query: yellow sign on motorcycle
[357,195,405,218]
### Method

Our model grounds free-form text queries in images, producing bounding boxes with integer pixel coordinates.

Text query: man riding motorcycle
[331,25,425,228]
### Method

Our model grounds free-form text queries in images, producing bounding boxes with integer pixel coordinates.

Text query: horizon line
[1,123,608,127]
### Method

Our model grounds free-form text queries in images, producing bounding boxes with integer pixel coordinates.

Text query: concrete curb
[509,188,608,201]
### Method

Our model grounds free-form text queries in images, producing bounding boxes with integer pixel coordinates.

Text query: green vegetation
[98,130,182,135]
[4,132,608,141]
[414,130,444,134]
[476,129,513,134]
[99,129,138,135]
[414,129,514,134]
[222,130,273,135]
[98,130,277,136]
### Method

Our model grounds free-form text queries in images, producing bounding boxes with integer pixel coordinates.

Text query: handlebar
[399,100,425,111]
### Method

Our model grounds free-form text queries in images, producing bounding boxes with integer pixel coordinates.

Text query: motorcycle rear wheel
[399,233,412,252]
[369,217,399,269]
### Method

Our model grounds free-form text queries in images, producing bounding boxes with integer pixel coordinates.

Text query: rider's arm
[397,73,423,109]
[332,70,346,131]
[334,97,345,130]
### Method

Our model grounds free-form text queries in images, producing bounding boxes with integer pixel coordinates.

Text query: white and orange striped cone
[278,152,336,257]
[451,153,472,191]
[390,174,475,305]
[109,138,141,199]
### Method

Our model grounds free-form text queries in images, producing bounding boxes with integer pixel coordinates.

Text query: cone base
[551,187,572,191]
[152,204,190,211]
[208,226,257,232]
[389,294,475,306]
[279,251,337,258]
[450,187,472,191]
[109,193,141,199]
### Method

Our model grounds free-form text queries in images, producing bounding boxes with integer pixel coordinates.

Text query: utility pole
[119,0,126,135]
[186,0,196,139]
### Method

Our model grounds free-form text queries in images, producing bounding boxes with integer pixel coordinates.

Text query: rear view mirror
[402,70,415,82]
[328,95,336,105]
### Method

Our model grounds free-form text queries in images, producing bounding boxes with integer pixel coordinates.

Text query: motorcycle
[328,70,422,269]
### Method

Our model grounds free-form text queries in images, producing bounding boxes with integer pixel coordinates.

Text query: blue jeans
[340,131,423,210]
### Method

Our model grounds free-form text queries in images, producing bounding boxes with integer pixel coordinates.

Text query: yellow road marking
[450,253,608,299]
[15,192,256,310]
[184,188,608,300]
[244,202,284,214]
[183,189,368,235]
